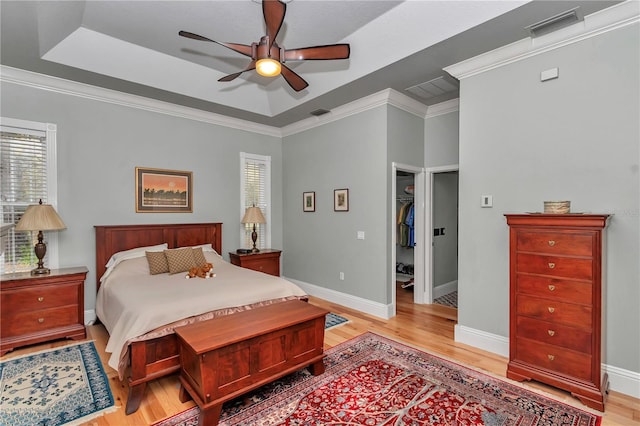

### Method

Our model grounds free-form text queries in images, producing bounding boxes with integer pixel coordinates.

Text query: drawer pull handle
[37,297,44,302]
[548,354,555,361]
[548,240,556,246]
[548,262,555,269]
[548,307,555,313]
[548,285,555,291]
[548,330,555,336]
[38,318,44,323]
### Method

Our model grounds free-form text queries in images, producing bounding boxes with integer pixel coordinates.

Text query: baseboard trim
[455,324,640,398]
[433,280,458,299]
[84,309,96,326]
[286,277,391,319]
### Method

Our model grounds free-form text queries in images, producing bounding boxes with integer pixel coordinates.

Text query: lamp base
[31,267,50,275]
[251,247,260,253]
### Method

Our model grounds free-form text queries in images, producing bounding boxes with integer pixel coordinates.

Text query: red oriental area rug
[154,332,601,426]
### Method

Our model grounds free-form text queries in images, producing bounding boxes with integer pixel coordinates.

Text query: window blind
[240,153,271,249]
[1,119,57,274]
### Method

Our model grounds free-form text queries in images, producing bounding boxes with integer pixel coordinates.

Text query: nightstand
[229,249,281,276]
[0,266,88,356]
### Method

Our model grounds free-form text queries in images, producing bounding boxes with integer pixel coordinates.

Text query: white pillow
[186,243,221,257]
[101,243,168,282]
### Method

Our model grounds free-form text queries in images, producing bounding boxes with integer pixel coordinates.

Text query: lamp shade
[241,206,266,224]
[15,200,66,231]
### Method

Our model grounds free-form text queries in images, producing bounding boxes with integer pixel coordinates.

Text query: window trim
[1,117,59,272]
[239,152,271,249]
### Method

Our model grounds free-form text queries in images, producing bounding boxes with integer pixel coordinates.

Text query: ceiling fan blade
[263,0,286,52]
[218,60,257,82]
[280,64,308,92]
[179,30,253,57]
[284,44,350,61]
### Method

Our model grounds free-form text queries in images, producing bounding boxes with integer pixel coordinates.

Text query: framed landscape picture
[136,167,192,212]
[334,188,349,212]
[303,192,315,212]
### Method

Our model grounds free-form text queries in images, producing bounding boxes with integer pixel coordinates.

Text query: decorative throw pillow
[192,247,207,266]
[146,251,169,275]
[164,247,197,274]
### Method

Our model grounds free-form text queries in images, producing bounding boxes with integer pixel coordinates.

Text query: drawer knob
[37,296,44,302]
[548,354,555,361]
[548,240,556,247]
[548,307,555,313]
[548,330,555,336]
[548,262,555,269]
[548,285,556,291]
[38,318,45,323]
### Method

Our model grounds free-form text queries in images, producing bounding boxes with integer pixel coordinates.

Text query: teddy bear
[185,262,215,279]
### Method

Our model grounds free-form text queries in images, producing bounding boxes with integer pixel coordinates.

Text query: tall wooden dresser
[505,214,610,411]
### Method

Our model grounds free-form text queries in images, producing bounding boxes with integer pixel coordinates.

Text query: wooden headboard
[94,223,222,292]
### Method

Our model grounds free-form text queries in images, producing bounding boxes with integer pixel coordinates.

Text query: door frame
[391,162,425,317]
[425,164,459,303]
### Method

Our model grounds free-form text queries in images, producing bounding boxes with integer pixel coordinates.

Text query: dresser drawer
[1,283,78,313]
[516,253,592,280]
[516,316,592,354]
[1,306,79,337]
[517,275,592,305]
[516,231,593,256]
[240,258,279,276]
[515,338,592,381]
[517,294,592,329]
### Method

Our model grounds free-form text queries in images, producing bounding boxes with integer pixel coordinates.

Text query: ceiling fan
[179,0,350,92]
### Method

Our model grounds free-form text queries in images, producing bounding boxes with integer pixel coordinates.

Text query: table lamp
[241,206,266,253]
[15,199,66,275]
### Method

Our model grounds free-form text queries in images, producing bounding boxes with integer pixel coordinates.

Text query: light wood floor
[3,285,639,425]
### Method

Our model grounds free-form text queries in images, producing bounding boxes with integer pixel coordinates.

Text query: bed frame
[95,223,222,414]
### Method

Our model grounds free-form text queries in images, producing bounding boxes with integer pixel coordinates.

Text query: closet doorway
[391,163,425,317]
[425,165,459,305]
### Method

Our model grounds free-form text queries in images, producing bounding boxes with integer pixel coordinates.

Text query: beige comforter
[96,252,307,374]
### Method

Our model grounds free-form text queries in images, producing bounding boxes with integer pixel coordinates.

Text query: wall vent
[526,7,583,38]
[310,109,331,116]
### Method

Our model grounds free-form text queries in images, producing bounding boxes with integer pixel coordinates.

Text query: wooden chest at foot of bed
[175,300,328,425]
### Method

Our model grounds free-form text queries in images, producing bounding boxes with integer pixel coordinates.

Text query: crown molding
[445,1,639,80]
[425,98,459,118]
[0,66,282,137]
[281,88,428,137]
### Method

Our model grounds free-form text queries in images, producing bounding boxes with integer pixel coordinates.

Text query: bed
[94,223,307,414]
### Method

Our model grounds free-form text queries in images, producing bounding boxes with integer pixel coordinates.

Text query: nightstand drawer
[1,306,79,337]
[229,250,281,277]
[1,283,78,313]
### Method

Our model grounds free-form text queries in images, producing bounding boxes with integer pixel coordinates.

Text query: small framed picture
[136,167,193,212]
[303,192,316,212]
[334,189,349,212]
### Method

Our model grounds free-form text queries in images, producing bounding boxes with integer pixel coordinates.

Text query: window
[1,118,58,274]
[240,152,271,250]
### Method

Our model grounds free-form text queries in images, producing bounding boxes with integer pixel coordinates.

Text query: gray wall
[1,82,283,312]
[283,104,424,305]
[425,110,459,167]
[457,24,639,372]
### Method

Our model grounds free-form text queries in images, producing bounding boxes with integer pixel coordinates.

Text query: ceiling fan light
[256,58,281,77]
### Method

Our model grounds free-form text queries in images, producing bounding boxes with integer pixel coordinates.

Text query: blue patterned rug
[325,312,349,330]
[0,341,115,426]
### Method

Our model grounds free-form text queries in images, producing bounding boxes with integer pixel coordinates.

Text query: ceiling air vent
[526,7,583,38]
[310,109,331,117]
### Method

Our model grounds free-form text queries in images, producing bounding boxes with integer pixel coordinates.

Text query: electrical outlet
[339,272,344,280]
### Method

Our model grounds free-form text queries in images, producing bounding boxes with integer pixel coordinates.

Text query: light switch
[481,195,493,208]
[357,231,365,240]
